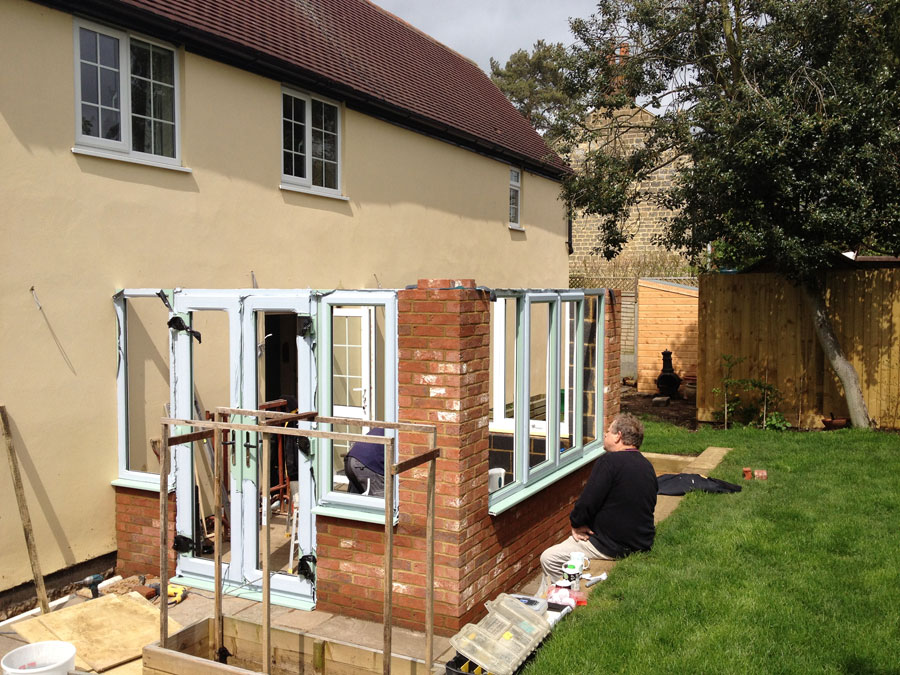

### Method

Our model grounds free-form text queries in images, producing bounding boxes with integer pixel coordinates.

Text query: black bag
[657,473,742,496]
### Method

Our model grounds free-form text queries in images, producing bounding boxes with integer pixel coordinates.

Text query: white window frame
[508,167,523,230]
[280,87,342,198]
[113,288,175,490]
[314,291,398,523]
[73,19,182,168]
[488,289,607,513]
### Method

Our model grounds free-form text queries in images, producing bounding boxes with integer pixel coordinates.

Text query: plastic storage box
[449,593,552,675]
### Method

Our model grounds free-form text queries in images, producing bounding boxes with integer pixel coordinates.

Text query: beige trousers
[538,535,614,595]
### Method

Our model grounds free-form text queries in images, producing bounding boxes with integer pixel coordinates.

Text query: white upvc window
[281,88,341,196]
[488,289,607,513]
[74,20,181,166]
[113,289,175,489]
[509,167,523,229]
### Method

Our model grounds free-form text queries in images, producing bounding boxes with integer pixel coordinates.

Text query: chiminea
[656,349,682,398]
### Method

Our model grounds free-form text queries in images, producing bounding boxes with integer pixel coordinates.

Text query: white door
[171,290,315,607]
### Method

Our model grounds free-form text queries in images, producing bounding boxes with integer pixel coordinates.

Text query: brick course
[315,281,621,635]
[114,486,175,579]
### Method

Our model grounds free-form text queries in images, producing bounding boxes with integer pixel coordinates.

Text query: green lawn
[524,424,900,674]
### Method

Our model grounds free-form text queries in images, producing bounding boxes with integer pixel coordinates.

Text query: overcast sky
[373,1,598,73]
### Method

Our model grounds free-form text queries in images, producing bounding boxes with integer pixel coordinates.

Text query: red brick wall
[316,282,621,635]
[114,486,175,579]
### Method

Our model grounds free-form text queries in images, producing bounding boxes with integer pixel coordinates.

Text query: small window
[509,168,522,228]
[282,89,341,194]
[75,20,180,164]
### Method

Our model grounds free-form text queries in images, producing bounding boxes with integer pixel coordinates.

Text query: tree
[490,40,569,136]
[554,0,900,428]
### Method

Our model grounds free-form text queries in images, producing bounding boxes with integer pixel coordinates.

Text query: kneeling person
[540,413,657,590]
[344,427,386,497]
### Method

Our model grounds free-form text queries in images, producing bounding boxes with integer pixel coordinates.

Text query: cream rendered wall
[0,0,567,591]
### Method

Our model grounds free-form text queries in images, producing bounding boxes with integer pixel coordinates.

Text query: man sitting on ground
[539,413,657,591]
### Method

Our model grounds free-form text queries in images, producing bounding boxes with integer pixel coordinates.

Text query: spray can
[563,561,580,590]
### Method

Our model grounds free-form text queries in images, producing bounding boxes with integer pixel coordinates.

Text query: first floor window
[282,89,340,193]
[75,20,179,162]
[509,168,522,226]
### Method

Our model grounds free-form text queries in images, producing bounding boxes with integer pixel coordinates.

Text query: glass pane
[282,93,292,120]
[312,129,324,160]
[293,123,305,153]
[283,151,292,176]
[528,302,550,470]
[582,296,599,446]
[131,77,150,117]
[98,33,119,68]
[312,159,324,187]
[154,120,175,157]
[101,108,121,140]
[322,103,337,132]
[282,119,291,152]
[510,168,520,184]
[152,83,174,122]
[312,99,323,129]
[190,310,231,563]
[130,42,150,79]
[132,116,151,153]
[323,132,336,161]
[323,161,337,190]
[560,301,577,452]
[81,64,98,104]
[293,96,305,123]
[488,297,517,492]
[100,67,119,108]
[79,28,97,63]
[509,187,519,223]
[151,45,175,85]
[125,298,169,474]
[81,104,99,137]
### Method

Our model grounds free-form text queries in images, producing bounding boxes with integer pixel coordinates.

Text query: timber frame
[158,409,439,675]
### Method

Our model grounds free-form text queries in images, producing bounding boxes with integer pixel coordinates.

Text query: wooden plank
[174,416,393,446]
[383,436,395,675]
[0,405,50,615]
[391,449,440,475]
[159,422,170,648]
[167,429,215,446]
[15,592,181,672]
[143,644,261,675]
[261,436,271,675]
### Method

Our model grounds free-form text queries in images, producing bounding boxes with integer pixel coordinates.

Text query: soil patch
[620,384,698,429]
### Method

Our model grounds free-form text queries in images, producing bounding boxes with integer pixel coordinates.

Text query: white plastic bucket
[488,467,506,491]
[1,641,76,675]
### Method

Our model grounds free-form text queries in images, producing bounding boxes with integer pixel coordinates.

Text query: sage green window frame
[312,290,398,525]
[488,289,607,515]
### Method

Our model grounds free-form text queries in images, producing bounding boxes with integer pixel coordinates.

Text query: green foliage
[524,423,900,673]
[712,354,789,429]
[554,0,900,277]
[489,40,569,136]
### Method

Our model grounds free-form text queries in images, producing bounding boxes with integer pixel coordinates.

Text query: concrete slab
[644,452,694,475]
[231,601,333,634]
[687,446,732,474]
[167,591,255,627]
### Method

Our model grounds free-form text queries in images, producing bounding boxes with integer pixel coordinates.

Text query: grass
[523,423,900,674]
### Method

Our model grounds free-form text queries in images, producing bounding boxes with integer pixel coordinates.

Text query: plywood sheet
[13,592,181,672]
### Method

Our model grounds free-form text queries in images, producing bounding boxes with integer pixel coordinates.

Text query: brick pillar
[114,486,175,579]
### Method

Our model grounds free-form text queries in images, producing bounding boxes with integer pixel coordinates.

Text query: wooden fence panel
[636,279,698,393]
[699,269,900,429]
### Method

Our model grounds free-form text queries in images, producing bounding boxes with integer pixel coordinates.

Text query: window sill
[488,443,605,516]
[280,183,349,201]
[508,223,525,231]
[311,503,398,525]
[111,477,174,493]
[72,147,192,172]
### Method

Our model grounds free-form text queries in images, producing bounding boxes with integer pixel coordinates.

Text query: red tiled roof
[55,0,568,177]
